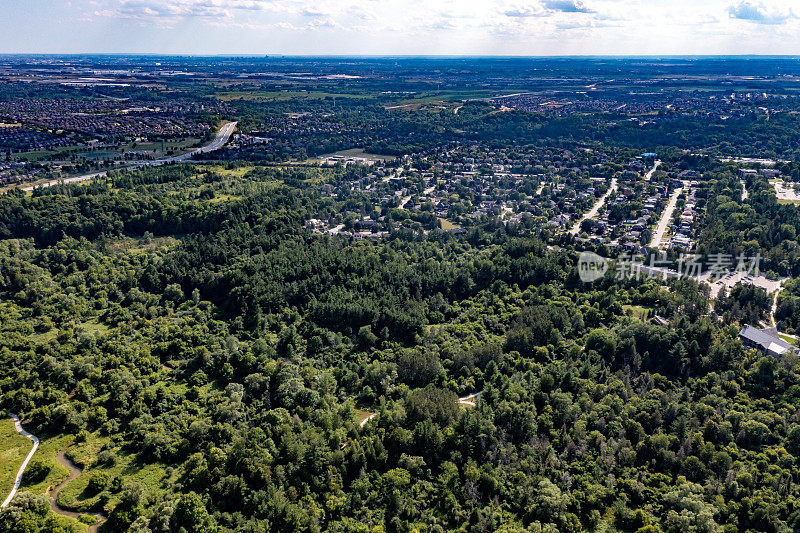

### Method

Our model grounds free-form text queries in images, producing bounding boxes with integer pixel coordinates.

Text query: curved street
[22,121,237,191]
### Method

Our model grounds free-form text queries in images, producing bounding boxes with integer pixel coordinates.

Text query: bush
[21,459,50,484]
[87,471,111,494]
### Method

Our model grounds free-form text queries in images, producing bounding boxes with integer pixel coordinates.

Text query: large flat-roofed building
[739,325,798,358]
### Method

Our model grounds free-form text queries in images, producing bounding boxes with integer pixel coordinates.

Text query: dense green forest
[1,163,800,533]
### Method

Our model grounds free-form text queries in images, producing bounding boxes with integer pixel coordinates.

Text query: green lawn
[355,410,375,426]
[779,334,799,346]
[438,217,461,231]
[623,305,654,321]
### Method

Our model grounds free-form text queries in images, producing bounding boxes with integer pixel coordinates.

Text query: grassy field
[438,217,461,231]
[11,145,83,162]
[0,415,33,501]
[623,305,654,321]
[387,89,499,104]
[0,417,89,531]
[355,409,375,426]
[780,334,799,346]
[214,90,363,102]
[76,320,110,338]
[57,433,173,514]
[11,137,200,163]
[207,194,244,203]
[20,432,73,495]
[202,164,257,178]
[121,137,200,152]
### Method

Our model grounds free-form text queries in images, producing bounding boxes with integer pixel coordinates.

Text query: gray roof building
[739,325,798,358]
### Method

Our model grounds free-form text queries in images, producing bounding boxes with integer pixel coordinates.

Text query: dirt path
[458,391,483,407]
[359,413,377,428]
[48,451,106,533]
[771,283,785,328]
[1,414,39,508]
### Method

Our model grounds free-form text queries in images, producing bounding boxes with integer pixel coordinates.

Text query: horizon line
[2,53,800,59]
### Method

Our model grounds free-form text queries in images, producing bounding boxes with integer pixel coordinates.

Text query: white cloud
[728,1,794,24]
[10,0,800,54]
[543,0,593,14]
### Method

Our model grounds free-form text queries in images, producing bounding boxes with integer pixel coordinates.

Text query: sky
[2,0,800,55]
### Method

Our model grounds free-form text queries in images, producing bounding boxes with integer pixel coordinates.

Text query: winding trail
[1,414,39,508]
[47,452,106,533]
[1,414,106,531]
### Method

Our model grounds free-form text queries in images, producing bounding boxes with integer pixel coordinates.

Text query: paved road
[327,224,345,235]
[1,414,39,509]
[569,178,617,236]
[645,160,661,180]
[650,183,684,249]
[773,180,800,202]
[22,121,237,191]
[171,120,237,160]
